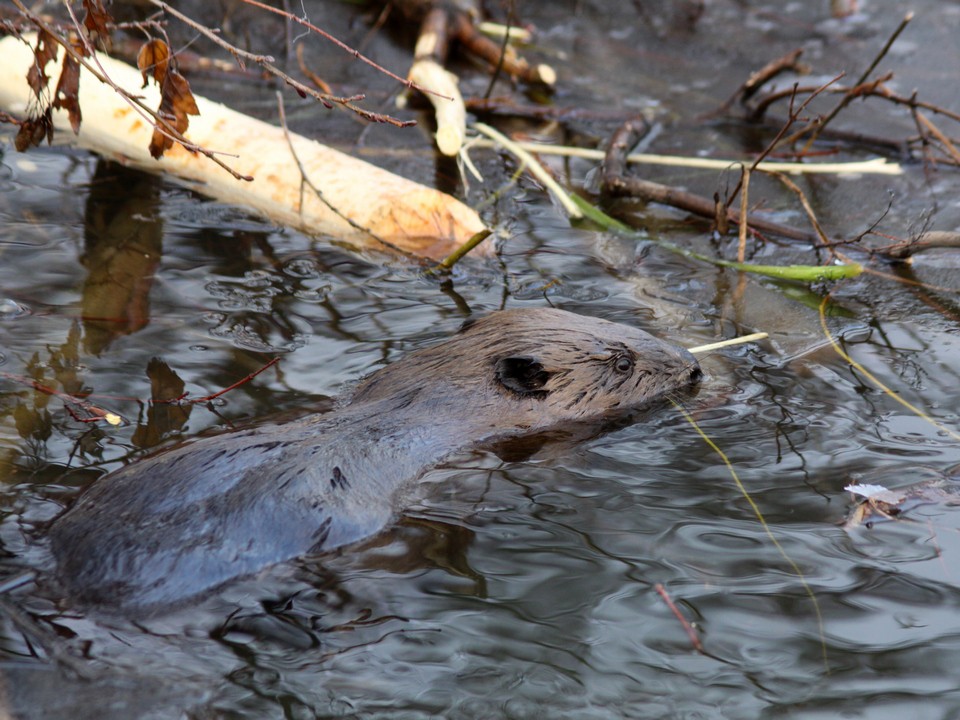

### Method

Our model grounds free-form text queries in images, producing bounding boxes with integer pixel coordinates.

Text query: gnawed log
[0,33,490,260]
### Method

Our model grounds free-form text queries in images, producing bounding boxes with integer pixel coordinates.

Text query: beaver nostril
[688,366,703,383]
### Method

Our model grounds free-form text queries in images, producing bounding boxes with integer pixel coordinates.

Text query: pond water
[2,0,960,717]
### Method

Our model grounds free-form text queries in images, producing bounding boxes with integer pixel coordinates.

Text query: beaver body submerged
[50,308,701,611]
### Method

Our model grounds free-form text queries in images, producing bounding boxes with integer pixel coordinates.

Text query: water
[2,1,960,717]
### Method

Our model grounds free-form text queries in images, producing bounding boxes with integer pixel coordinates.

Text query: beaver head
[351,308,701,434]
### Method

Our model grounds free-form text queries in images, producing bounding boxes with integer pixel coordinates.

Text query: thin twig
[706,48,807,119]
[144,1,416,126]
[474,122,583,218]
[273,91,415,257]
[916,111,960,165]
[799,12,913,149]
[737,167,749,261]
[187,357,281,403]
[431,229,493,271]
[774,173,834,253]
[877,230,960,260]
[654,584,704,653]
[146,0,273,68]
[235,0,449,99]
[0,370,124,425]
[750,75,844,172]
[750,79,960,131]
[722,76,841,216]
[483,0,515,99]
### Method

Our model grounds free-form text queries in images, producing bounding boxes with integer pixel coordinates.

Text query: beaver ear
[495,356,551,395]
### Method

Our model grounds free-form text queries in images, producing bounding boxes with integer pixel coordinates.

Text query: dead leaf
[137,38,170,88]
[843,476,960,530]
[53,49,83,134]
[137,38,200,157]
[82,0,113,52]
[27,29,59,97]
[14,107,53,151]
[149,68,200,159]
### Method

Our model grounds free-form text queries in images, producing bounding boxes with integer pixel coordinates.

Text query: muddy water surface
[2,1,960,717]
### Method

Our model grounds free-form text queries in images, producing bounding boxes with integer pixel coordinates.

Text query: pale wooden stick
[408,58,466,156]
[469,139,902,175]
[477,21,533,43]
[689,332,768,354]
[473,122,583,218]
[401,8,468,158]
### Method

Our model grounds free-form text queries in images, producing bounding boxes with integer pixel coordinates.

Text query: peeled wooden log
[407,58,465,156]
[0,33,490,260]
[401,6,466,157]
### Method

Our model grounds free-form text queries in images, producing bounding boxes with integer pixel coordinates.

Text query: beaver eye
[613,355,634,374]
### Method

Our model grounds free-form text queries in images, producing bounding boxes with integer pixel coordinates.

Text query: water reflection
[2,0,960,717]
[80,162,162,355]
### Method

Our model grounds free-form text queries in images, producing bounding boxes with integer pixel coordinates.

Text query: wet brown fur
[50,308,701,611]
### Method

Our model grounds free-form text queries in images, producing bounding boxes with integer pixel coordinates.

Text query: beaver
[49,308,701,611]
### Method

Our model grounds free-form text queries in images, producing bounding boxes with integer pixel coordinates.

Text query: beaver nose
[687,365,703,384]
[672,346,701,385]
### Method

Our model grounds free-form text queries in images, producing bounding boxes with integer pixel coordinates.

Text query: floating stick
[689,332,768,354]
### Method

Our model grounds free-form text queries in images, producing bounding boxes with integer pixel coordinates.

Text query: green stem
[429,229,493,272]
[570,195,862,282]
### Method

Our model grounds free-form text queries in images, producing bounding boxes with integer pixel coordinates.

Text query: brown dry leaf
[149,69,200,159]
[843,477,960,531]
[137,38,170,88]
[53,50,83,134]
[82,0,113,52]
[14,107,53,151]
[27,30,59,97]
